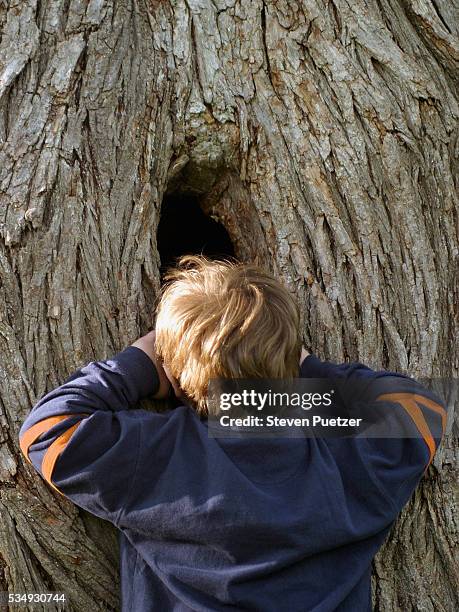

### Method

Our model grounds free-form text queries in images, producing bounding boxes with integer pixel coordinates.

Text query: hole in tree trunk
[157,192,235,277]
[159,167,271,278]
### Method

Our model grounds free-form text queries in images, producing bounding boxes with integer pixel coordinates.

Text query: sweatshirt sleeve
[18,345,161,525]
[299,353,448,513]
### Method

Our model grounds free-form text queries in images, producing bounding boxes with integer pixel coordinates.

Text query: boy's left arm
[18,342,166,526]
[299,350,448,514]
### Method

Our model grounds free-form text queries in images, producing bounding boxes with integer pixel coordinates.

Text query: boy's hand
[300,346,310,365]
[131,330,171,399]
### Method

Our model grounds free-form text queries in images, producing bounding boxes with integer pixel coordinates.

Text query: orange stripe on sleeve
[412,394,447,434]
[375,393,437,466]
[19,414,88,465]
[41,421,83,496]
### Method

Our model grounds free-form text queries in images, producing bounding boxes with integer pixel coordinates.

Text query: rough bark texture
[0,1,458,610]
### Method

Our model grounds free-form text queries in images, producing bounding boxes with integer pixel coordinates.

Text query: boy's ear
[161,364,196,409]
[162,363,186,402]
[151,357,173,399]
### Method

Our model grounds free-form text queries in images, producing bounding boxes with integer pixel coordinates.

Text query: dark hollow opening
[157,193,235,278]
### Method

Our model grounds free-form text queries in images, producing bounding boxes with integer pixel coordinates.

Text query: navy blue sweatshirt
[18,347,447,611]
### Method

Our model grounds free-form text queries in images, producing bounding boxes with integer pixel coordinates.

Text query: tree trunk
[0,1,457,610]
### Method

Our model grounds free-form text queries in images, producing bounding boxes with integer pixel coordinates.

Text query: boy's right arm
[18,346,175,525]
[299,352,447,514]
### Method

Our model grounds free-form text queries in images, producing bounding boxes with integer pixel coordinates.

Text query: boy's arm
[18,343,166,525]
[299,351,448,512]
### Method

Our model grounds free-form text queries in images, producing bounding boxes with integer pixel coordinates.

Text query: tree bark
[0,1,457,610]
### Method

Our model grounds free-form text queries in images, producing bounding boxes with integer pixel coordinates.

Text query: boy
[19,255,447,611]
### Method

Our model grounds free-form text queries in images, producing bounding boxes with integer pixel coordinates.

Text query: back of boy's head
[155,254,301,415]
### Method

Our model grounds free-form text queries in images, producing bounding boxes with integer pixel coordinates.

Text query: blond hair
[155,255,301,415]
